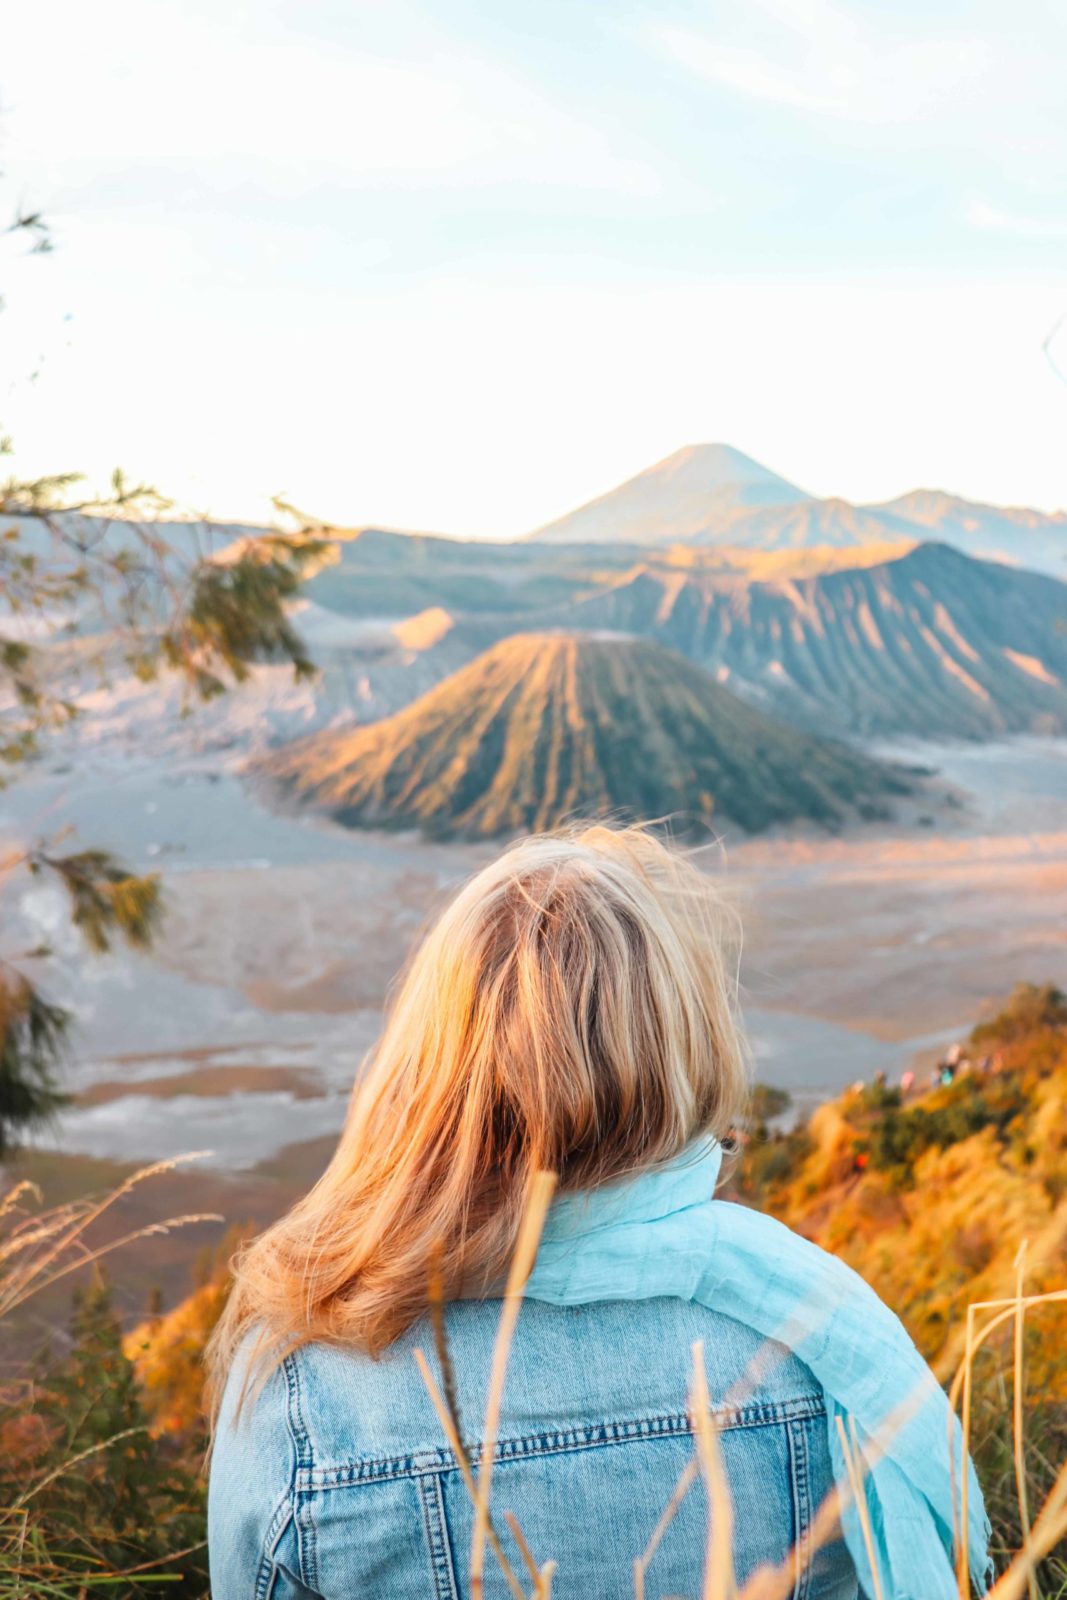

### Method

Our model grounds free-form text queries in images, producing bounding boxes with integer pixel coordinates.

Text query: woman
[208,825,990,1600]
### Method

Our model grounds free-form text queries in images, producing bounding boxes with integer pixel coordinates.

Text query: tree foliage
[0,497,334,1148]
[0,487,334,765]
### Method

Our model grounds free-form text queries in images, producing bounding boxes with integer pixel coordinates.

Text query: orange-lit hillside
[736,986,1067,1383]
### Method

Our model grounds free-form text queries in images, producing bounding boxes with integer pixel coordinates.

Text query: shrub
[0,1271,209,1598]
[971,984,1067,1051]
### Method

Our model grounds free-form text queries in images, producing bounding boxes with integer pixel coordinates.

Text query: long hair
[207,823,747,1410]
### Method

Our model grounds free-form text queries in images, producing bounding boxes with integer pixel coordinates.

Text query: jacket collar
[538,1135,723,1246]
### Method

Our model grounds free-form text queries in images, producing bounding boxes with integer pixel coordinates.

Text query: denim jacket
[209,1295,857,1599]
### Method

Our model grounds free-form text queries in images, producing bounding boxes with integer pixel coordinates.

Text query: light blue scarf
[523,1137,992,1600]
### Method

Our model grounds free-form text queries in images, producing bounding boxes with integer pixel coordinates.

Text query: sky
[3,0,1067,536]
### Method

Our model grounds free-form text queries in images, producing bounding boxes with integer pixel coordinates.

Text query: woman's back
[210,1294,857,1599]
[208,827,983,1598]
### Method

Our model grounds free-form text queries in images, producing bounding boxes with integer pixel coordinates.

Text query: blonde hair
[207,823,747,1407]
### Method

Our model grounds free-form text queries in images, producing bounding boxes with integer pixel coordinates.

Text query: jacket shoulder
[209,1341,310,1599]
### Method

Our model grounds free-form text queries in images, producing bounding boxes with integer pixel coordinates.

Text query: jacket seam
[302,1393,826,1489]
[254,1497,295,1600]
[419,1472,460,1600]
[788,1414,813,1600]
[283,1353,318,1590]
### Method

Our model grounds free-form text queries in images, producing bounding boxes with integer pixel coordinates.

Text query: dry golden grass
[0,1157,219,1325]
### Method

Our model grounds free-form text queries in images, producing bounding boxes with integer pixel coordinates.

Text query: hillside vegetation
[257,631,910,838]
[736,982,1067,1586]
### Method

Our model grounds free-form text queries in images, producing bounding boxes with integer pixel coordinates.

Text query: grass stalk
[1,1157,218,1321]
[834,1415,884,1600]
[986,1456,1067,1600]
[690,1339,737,1600]
[1011,1243,1037,1600]
[634,1457,701,1598]
[469,1171,556,1600]
[413,1349,527,1600]
[959,1302,977,1598]
[504,1511,541,1590]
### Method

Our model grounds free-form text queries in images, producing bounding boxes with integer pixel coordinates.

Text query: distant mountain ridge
[566,542,1067,739]
[528,444,1067,576]
[10,444,1067,579]
[257,633,911,839]
[868,489,1067,571]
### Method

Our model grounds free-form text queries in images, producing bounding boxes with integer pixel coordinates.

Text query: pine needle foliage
[0,972,69,1157]
[27,849,163,956]
[0,845,164,1152]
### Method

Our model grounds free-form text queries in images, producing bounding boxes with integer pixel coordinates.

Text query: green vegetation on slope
[258,631,910,839]
[1,1237,214,1598]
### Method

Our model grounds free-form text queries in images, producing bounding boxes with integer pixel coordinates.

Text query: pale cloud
[964,197,1067,241]
[659,36,835,115]
[8,2,655,196]
[658,3,993,124]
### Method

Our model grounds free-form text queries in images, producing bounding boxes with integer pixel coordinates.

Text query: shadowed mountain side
[255,633,912,840]
[565,543,1067,739]
[300,526,638,617]
[299,523,916,622]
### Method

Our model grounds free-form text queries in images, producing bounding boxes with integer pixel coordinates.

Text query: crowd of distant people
[914,1040,1000,1094]
[746,1036,1006,1181]
[848,1040,1001,1105]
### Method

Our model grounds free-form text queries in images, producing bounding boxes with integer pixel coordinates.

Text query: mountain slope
[257,633,910,839]
[688,497,918,551]
[529,444,810,546]
[568,543,1067,738]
